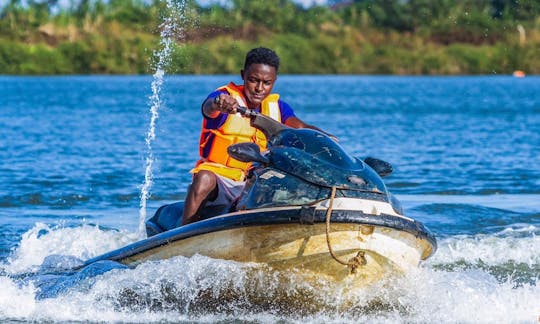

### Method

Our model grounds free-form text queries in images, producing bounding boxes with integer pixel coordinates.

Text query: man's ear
[240,69,244,80]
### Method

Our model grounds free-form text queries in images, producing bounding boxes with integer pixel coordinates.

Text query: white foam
[375,267,540,323]
[1,252,538,323]
[3,223,137,274]
[429,229,540,266]
[0,276,37,318]
[1,218,539,322]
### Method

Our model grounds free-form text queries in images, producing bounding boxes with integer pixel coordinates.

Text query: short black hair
[244,47,280,72]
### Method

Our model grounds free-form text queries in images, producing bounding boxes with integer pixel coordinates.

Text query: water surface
[0,75,539,323]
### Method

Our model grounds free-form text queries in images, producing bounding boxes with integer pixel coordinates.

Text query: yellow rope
[325,186,367,273]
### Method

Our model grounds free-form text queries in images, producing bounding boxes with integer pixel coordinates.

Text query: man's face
[241,63,277,108]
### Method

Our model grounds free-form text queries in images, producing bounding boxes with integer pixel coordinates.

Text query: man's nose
[255,82,263,91]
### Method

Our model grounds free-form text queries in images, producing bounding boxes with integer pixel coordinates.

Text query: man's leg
[181,170,218,225]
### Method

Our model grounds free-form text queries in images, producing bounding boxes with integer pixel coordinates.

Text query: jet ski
[82,107,436,284]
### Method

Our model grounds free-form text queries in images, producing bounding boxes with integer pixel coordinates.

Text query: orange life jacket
[191,82,281,181]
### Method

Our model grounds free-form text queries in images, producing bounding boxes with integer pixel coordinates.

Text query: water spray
[139,0,187,238]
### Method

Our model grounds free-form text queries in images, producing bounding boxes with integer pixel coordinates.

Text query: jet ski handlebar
[236,106,289,139]
[235,106,250,116]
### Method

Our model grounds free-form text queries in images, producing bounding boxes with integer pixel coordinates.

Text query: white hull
[87,198,436,285]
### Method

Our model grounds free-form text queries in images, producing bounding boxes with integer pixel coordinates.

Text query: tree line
[1,0,539,74]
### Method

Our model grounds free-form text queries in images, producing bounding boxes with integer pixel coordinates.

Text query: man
[181,47,333,225]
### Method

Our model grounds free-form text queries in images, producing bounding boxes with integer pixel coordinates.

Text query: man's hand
[214,94,239,114]
[203,93,239,118]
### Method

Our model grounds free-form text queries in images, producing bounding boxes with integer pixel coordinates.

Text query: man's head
[241,47,280,108]
[243,47,280,72]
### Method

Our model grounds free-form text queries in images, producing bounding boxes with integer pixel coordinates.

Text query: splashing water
[138,0,187,238]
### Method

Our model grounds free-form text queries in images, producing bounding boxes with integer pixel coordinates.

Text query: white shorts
[204,174,245,211]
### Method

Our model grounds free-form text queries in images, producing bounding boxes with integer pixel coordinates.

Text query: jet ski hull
[83,201,436,284]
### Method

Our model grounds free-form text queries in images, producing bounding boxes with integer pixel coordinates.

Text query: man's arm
[285,116,338,141]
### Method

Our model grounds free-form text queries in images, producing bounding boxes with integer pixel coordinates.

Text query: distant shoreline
[1,1,538,75]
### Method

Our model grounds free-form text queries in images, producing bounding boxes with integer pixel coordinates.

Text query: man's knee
[191,171,217,196]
